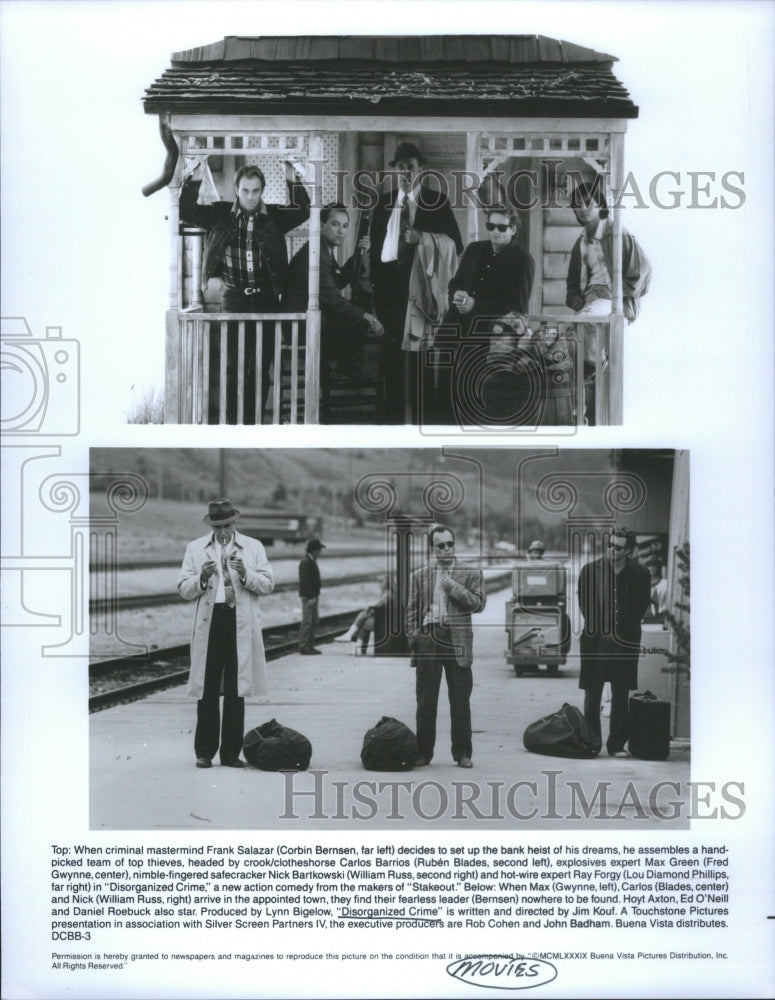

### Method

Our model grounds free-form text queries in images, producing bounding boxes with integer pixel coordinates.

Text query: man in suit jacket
[285,203,384,418]
[177,498,275,769]
[405,524,486,768]
[369,142,463,423]
[577,526,651,757]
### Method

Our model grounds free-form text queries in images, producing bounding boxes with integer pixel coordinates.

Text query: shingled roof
[143,35,638,118]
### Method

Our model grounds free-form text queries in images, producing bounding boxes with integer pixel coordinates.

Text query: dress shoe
[414,756,429,767]
[300,646,322,655]
[195,757,212,768]
[611,750,631,759]
[457,757,474,769]
[221,758,245,768]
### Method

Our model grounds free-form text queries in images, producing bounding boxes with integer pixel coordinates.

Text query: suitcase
[628,691,670,760]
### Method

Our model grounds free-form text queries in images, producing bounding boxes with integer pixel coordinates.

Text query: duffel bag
[361,716,418,771]
[243,719,312,771]
[523,703,601,758]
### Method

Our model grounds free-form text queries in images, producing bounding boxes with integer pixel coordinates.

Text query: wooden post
[466,131,481,244]
[164,310,181,423]
[304,132,324,423]
[607,131,626,424]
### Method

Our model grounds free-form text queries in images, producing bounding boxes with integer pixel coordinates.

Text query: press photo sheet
[1,2,773,999]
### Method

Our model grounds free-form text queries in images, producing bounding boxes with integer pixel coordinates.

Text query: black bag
[628,691,670,760]
[523,703,602,758]
[243,719,312,771]
[361,716,419,771]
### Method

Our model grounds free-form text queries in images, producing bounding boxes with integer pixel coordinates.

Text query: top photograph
[142,34,653,429]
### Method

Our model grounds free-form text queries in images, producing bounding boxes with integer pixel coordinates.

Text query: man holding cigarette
[178,499,274,768]
[405,524,486,768]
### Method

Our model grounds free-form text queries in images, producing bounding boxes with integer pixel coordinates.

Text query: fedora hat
[203,498,241,526]
[389,141,426,167]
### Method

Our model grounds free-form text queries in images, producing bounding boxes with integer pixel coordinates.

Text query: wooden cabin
[143,35,640,425]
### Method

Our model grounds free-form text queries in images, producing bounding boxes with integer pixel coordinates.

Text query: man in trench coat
[178,498,274,768]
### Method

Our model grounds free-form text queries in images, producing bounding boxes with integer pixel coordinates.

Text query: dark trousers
[299,596,319,649]
[209,287,278,424]
[415,626,473,762]
[583,675,631,754]
[373,261,412,424]
[195,604,244,762]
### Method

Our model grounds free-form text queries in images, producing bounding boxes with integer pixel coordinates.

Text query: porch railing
[172,311,312,424]
[168,310,612,426]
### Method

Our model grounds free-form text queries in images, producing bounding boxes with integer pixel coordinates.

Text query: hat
[528,539,545,552]
[306,538,326,553]
[389,142,425,167]
[203,498,241,526]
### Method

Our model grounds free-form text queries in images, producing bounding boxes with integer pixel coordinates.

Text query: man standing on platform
[369,142,463,423]
[405,524,486,768]
[177,499,275,769]
[577,526,651,757]
[298,538,326,655]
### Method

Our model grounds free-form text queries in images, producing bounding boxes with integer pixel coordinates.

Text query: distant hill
[90,447,672,552]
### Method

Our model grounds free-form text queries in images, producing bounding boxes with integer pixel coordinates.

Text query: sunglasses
[608,540,627,551]
[485,222,511,233]
[434,541,455,550]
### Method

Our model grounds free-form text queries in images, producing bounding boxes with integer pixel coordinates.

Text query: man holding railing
[180,159,310,423]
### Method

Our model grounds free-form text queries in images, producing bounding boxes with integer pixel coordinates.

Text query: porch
[144,36,637,425]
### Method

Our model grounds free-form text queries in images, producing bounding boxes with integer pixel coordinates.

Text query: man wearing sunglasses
[432,205,535,423]
[445,206,535,334]
[577,526,651,757]
[405,525,486,769]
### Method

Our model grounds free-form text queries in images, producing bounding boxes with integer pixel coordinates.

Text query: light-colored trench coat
[177,531,274,698]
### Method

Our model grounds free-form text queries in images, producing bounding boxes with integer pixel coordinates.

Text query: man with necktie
[405,524,486,768]
[369,143,463,423]
[177,499,274,768]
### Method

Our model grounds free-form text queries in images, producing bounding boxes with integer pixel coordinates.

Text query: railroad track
[89,547,384,573]
[88,571,512,713]
[89,611,357,713]
[89,573,382,615]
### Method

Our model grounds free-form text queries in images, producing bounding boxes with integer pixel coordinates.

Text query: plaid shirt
[222,202,269,291]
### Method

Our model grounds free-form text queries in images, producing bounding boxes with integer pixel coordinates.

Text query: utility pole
[219,450,228,497]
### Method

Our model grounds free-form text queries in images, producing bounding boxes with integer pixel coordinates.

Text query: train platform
[90,588,690,832]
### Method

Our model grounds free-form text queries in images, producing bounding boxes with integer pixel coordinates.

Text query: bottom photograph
[89,446,689,830]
